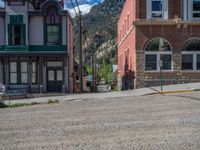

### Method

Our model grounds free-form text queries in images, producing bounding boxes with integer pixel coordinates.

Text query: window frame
[9,61,29,84]
[9,62,18,84]
[8,0,25,6]
[147,0,168,19]
[192,0,200,19]
[20,62,28,84]
[46,25,60,45]
[182,51,200,71]
[144,38,172,71]
[182,38,200,71]
[32,62,37,84]
[145,51,172,71]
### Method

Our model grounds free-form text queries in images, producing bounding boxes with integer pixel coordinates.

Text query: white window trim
[186,0,200,20]
[146,0,168,19]
[145,51,172,71]
[182,51,200,71]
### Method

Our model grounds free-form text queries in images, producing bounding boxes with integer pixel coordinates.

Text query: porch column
[64,56,68,93]
[0,58,3,83]
[5,57,9,85]
[42,58,46,93]
[28,57,32,93]
[39,57,44,93]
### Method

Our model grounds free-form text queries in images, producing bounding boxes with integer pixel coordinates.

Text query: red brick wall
[135,25,200,88]
[118,0,136,77]
[136,0,182,19]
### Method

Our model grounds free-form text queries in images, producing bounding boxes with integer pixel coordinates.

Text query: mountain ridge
[74,0,125,64]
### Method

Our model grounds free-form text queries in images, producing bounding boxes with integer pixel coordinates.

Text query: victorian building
[0,0,73,93]
[118,0,200,90]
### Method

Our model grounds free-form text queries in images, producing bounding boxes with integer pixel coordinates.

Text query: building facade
[118,0,200,90]
[0,0,73,93]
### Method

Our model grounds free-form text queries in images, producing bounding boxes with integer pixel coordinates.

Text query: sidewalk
[3,82,200,105]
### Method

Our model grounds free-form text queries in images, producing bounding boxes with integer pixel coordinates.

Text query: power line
[71,0,84,93]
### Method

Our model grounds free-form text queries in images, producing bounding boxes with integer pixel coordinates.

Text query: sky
[65,0,103,17]
[0,0,104,17]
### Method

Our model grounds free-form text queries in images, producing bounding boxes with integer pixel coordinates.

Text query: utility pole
[78,10,83,93]
[91,54,95,92]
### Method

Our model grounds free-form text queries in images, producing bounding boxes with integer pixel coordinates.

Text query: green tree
[99,63,114,84]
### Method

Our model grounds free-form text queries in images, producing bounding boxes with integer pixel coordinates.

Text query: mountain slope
[74,0,124,64]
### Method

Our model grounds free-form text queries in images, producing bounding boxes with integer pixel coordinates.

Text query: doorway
[47,69,63,92]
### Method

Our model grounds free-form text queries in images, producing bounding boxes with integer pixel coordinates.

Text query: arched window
[44,3,61,45]
[182,38,200,70]
[145,38,172,71]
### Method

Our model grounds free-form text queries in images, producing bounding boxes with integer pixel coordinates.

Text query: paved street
[1,91,200,150]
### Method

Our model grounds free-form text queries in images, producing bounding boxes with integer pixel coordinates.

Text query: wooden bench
[3,86,28,99]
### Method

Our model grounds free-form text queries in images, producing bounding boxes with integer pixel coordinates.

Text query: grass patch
[0,101,40,109]
[0,101,8,108]
[48,99,59,104]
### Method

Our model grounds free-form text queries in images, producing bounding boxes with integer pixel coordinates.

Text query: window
[152,0,163,18]
[11,25,22,45]
[47,25,59,45]
[8,0,24,6]
[147,0,168,19]
[145,55,157,70]
[182,38,200,70]
[193,0,200,18]
[9,61,29,84]
[32,62,37,84]
[8,15,25,45]
[21,62,28,83]
[10,62,17,84]
[45,4,61,45]
[145,38,172,71]
[182,54,193,70]
[161,54,171,70]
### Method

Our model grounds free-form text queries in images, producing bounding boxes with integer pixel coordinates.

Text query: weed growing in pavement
[48,99,59,104]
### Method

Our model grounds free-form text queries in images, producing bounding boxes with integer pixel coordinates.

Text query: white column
[146,0,151,19]
[183,0,187,20]
[163,0,168,19]
[188,0,192,20]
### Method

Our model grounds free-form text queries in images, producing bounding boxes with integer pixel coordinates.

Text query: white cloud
[67,3,95,18]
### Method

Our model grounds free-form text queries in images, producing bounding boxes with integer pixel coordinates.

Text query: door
[47,69,63,92]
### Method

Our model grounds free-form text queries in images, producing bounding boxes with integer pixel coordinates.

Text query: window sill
[145,70,173,73]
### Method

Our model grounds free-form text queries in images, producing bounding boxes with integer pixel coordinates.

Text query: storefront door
[47,69,63,92]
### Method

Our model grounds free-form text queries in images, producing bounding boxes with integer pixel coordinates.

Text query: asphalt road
[0,92,200,150]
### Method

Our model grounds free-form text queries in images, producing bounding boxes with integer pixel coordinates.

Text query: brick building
[0,0,74,93]
[118,0,200,90]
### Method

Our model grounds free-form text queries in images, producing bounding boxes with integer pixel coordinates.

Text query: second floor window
[147,0,168,19]
[193,0,200,18]
[152,0,163,18]
[11,25,22,45]
[45,4,61,45]
[8,15,25,45]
